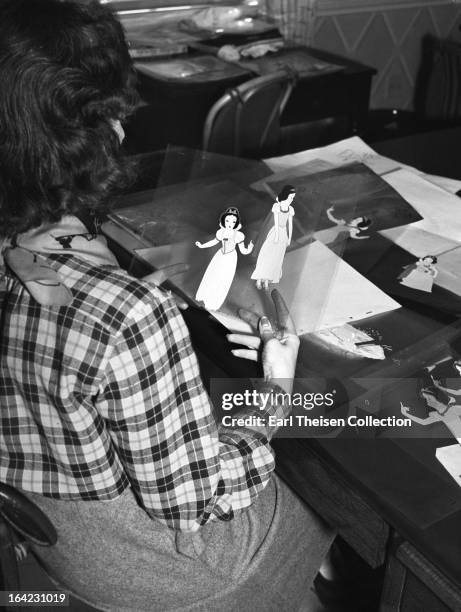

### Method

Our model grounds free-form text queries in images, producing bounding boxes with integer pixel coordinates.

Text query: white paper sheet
[265,136,398,175]
[379,226,460,257]
[265,136,461,193]
[266,241,401,334]
[436,444,461,487]
[382,170,461,243]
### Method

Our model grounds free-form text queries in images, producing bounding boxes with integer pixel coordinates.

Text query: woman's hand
[195,241,203,248]
[227,289,299,394]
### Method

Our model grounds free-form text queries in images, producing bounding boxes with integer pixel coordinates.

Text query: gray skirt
[27,474,333,612]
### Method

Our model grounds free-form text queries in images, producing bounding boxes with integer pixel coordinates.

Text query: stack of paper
[266,136,461,300]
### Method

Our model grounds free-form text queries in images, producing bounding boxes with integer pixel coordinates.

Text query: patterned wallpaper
[264,1,461,109]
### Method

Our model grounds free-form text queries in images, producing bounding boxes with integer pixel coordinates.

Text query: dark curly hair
[0,0,139,236]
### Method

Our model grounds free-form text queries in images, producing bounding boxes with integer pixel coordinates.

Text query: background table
[125,46,375,155]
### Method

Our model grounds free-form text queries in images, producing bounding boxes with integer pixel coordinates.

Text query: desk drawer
[273,439,389,568]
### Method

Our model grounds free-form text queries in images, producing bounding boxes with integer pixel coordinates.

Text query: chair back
[0,482,57,592]
[417,36,461,123]
[203,70,295,158]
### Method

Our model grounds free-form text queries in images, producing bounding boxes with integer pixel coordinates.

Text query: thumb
[259,316,275,344]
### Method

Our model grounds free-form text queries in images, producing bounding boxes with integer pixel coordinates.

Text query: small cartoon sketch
[251,185,296,290]
[398,255,438,293]
[400,387,461,443]
[195,207,253,311]
[325,206,372,240]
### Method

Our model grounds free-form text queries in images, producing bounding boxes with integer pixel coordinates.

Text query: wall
[265,0,461,109]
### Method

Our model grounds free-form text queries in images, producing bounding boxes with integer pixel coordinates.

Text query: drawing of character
[400,387,461,443]
[195,207,253,311]
[429,358,461,399]
[325,206,372,239]
[398,255,438,293]
[251,185,296,290]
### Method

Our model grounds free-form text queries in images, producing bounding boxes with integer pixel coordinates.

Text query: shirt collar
[1,215,118,306]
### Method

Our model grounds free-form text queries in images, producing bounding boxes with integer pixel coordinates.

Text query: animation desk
[126,45,375,154]
[104,130,461,611]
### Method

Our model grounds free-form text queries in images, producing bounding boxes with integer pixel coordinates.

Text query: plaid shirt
[0,249,276,532]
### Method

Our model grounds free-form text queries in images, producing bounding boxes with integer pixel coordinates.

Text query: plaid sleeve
[96,286,275,532]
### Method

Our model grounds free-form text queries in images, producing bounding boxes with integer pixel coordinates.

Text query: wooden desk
[125,46,375,154]
[106,133,461,611]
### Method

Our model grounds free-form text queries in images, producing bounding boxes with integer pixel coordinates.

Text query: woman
[398,255,438,293]
[251,185,296,290]
[195,207,253,311]
[0,1,333,610]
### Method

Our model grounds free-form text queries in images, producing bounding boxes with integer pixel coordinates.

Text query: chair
[0,482,57,609]
[202,70,295,159]
[417,35,461,123]
[365,36,461,142]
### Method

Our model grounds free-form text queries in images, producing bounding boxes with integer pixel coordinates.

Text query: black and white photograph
[1,0,461,611]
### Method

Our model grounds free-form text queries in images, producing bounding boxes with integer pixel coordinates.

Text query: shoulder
[272,202,280,213]
[216,228,224,240]
[234,230,245,243]
[289,206,295,216]
[50,255,177,336]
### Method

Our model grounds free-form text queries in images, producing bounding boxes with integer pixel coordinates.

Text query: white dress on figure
[196,228,244,310]
[399,260,437,293]
[251,202,294,284]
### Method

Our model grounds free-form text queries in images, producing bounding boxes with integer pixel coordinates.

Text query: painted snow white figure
[398,255,438,293]
[251,185,296,290]
[195,207,253,310]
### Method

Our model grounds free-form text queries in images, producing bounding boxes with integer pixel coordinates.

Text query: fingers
[271,289,296,335]
[238,308,260,330]
[227,333,261,350]
[259,316,276,343]
[143,270,166,285]
[144,263,189,286]
[231,348,258,361]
